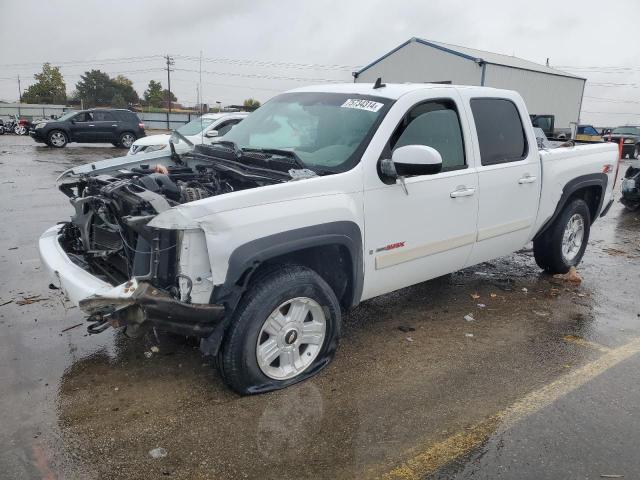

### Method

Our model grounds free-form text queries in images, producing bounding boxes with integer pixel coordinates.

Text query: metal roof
[354,37,585,81]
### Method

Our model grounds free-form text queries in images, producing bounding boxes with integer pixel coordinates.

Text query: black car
[29,109,145,148]
[607,125,640,159]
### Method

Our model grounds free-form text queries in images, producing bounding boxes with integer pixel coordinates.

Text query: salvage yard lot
[1,135,640,479]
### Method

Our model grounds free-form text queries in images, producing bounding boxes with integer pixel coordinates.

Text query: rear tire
[534,199,591,274]
[219,265,341,395]
[47,130,67,148]
[117,132,136,148]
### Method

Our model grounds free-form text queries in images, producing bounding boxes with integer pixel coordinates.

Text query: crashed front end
[40,167,227,338]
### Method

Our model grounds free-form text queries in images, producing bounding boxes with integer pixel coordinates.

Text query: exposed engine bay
[57,144,303,289]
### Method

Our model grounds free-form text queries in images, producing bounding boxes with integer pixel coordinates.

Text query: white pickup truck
[39,83,618,394]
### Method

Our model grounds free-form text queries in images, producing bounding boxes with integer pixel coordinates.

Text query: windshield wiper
[242,147,306,169]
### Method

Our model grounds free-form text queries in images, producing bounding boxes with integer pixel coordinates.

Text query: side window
[93,111,115,121]
[389,100,466,171]
[73,112,88,122]
[470,98,528,165]
[215,120,236,136]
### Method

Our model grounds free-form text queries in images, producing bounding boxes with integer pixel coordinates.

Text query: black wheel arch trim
[200,221,363,358]
[533,172,608,241]
[214,220,363,309]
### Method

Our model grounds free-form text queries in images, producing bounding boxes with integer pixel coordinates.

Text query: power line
[174,67,343,83]
[0,55,164,69]
[172,54,360,71]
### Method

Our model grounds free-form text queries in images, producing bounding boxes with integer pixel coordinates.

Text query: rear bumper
[39,224,225,336]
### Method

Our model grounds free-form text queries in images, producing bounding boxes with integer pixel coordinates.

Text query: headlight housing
[144,144,167,153]
[35,122,47,129]
[624,139,635,144]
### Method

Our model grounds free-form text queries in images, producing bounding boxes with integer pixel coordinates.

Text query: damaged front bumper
[39,224,225,336]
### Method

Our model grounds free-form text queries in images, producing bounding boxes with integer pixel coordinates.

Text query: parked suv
[30,109,145,148]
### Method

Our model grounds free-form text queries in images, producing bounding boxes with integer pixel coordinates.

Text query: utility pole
[165,54,174,129]
[17,75,22,116]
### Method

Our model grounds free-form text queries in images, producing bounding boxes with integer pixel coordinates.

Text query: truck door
[463,96,542,266]
[361,93,479,300]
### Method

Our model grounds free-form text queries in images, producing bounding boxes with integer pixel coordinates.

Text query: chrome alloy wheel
[120,133,135,148]
[562,213,585,262]
[49,131,66,147]
[256,297,327,380]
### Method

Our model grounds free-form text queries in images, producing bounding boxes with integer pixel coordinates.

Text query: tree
[143,80,164,108]
[161,89,177,109]
[112,74,139,105]
[243,98,261,110]
[111,93,127,108]
[74,70,115,107]
[21,63,66,104]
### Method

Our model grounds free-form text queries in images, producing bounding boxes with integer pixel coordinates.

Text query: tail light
[613,138,623,189]
[138,122,145,129]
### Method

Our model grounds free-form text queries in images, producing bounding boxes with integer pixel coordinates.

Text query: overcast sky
[1,0,639,126]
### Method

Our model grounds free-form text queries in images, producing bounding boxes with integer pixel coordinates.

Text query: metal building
[353,37,585,130]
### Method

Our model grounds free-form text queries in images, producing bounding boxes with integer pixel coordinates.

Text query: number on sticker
[341,99,384,112]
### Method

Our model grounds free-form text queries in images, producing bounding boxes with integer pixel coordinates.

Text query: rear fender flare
[534,173,607,240]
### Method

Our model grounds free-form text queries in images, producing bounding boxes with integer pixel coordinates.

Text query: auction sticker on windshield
[341,99,384,112]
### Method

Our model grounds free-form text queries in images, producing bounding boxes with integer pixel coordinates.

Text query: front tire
[47,130,68,148]
[534,199,591,273]
[219,265,341,395]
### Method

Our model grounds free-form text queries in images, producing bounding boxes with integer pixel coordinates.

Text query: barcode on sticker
[341,99,384,112]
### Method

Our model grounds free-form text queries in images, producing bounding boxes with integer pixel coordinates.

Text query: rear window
[470,98,528,165]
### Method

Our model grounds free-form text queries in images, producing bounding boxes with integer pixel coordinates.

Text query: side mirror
[381,145,443,194]
[70,119,76,124]
[205,129,219,138]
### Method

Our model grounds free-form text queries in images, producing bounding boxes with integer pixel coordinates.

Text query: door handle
[518,175,537,184]
[88,124,96,127]
[450,186,476,198]
[111,124,118,127]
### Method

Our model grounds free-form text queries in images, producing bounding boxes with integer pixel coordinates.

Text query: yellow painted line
[563,334,611,353]
[379,336,640,480]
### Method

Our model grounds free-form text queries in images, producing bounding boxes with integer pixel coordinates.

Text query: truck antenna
[373,77,386,89]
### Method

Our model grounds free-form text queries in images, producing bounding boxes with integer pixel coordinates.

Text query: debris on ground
[0,300,12,307]
[398,325,416,333]
[8,247,18,250]
[150,346,160,353]
[477,303,486,308]
[15,295,48,306]
[149,447,168,459]
[600,475,624,478]
[48,283,59,290]
[533,310,549,317]
[60,323,83,333]
[405,337,414,342]
[522,287,528,293]
[490,293,497,298]
[470,293,480,300]
[464,314,475,322]
[144,351,153,359]
[553,266,582,284]
[465,333,474,338]
[602,247,628,257]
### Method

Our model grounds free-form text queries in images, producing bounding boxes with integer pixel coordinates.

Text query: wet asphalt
[0,135,639,480]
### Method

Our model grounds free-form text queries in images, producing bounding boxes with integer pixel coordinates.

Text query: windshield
[222,92,392,172]
[612,127,640,135]
[57,111,78,122]
[177,117,217,136]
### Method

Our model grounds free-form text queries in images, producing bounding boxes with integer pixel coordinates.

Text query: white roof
[201,112,249,120]
[356,37,585,81]
[291,82,510,100]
